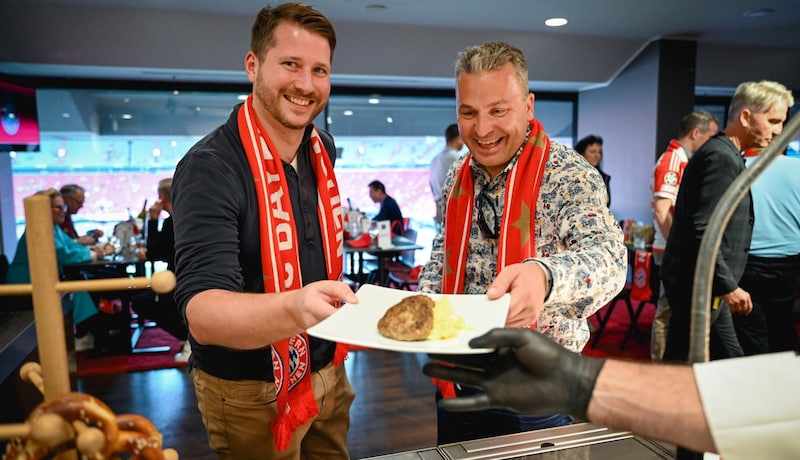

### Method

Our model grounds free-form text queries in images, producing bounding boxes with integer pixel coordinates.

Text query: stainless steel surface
[689,110,800,362]
[361,423,675,460]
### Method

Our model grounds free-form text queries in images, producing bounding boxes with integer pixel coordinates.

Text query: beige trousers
[193,363,355,460]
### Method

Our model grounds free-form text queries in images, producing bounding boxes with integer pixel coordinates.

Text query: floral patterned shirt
[418,139,627,352]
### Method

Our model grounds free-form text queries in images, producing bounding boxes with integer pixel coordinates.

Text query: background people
[5,188,114,345]
[574,135,611,206]
[417,41,626,444]
[650,110,719,361]
[130,178,190,362]
[59,184,104,245]
[661,80,794,365]
[423,327,800,460]
[368,179,404,233]
[171,3,358,458]
[429,123,463,230]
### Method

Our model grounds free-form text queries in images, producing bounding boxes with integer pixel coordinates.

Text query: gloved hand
[423,328,605,419]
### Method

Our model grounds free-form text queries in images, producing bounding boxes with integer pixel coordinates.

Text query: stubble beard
[254,74,323,131]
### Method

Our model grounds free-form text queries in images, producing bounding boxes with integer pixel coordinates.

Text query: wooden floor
[75,349,436,459]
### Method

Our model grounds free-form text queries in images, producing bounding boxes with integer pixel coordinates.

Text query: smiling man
[171,3,358,459]
[417,41,626,445]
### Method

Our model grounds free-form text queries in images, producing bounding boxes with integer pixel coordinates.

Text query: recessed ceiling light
[121,113,133,120]
[343,110,354,116]
[62,113,70,118]
[545,17,568,27]
[743,8,775,17]
[386,116,393,123]
[368,97,380,104]
[237,94,248,101]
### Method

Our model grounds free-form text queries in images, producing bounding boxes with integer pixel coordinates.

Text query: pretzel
[3,392,118,459]
[2,395,179,460]
[114,414,166,460]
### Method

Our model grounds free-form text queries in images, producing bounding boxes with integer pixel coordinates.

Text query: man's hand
[723,287,752,315]
[283,280,359,332]
[149,200,164,220]
[423,328,605,419]
[76,235,98,245]
[486,262,547,327]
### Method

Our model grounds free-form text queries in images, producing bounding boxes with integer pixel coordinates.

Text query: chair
[591,249,659,350]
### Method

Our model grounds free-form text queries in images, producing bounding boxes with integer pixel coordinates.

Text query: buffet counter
[363,423,675,459]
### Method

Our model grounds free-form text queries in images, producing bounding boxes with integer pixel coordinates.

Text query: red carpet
[583,298,655,362]
[75,326,187,377]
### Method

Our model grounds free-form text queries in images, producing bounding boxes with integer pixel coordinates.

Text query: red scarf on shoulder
[238,95,346,450]
[436,119,550,397]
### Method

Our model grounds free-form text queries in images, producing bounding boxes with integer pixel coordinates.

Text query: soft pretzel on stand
[2,392,178,460]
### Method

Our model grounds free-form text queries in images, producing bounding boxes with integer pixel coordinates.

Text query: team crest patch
[272,335,311,393]
[664,172,678,186]
[634,267,648,289]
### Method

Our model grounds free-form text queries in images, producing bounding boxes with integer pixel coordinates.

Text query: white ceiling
[2,0,799,137]
[2,0,799,89]
[16,0,800,48]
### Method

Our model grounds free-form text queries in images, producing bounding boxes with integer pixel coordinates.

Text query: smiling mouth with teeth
[286,94,312,106]
[477,138,502,148]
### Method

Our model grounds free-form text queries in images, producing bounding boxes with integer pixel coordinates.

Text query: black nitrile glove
[423,328,605,419]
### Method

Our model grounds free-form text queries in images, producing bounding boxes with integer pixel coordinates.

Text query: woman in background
[5,188,113,342]
[575,135,611,206]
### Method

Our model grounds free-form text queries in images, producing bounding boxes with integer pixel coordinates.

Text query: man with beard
[171,3,358,458]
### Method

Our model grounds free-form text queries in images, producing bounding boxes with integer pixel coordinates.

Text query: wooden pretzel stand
[0,195,179,459]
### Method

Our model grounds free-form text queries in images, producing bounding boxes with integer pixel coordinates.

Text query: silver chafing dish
[362,422,675,459]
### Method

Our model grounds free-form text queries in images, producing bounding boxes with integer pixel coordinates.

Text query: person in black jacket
[131,177,190,361]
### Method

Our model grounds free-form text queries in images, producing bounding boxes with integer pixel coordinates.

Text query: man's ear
[738,108,752,128]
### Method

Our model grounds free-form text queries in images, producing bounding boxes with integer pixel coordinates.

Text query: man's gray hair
[455,41,529,93]
[728,80,795,124]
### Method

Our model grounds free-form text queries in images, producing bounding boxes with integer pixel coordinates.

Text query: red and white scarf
[443,118,550,293]
[436,119,550,397]
[237,95,346,450]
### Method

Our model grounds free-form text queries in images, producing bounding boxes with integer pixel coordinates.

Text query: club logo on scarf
[272,335,310,393]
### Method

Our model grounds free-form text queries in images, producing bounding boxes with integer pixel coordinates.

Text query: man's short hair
[368,180,386,193]
[445,124,460,143]
[251,2,337,61]
[574,135,603,155]
[455,41,529,94]
[728,80,795,124]
[158,178,173,202]
[60,184,85,198]
[679,111,719,138]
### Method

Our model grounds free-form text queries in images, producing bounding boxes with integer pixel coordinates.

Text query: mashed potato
[426,296,470,340]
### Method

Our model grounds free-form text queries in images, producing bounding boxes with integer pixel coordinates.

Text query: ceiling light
[743,8,775,17]
[62,113,70,118]
[343,110,354,116]
[172,90,180,95]
[368,97,380,104]
[237,94,248,101]
[386,116,393,123]
[121,113,133,120]
[545,17,568,27]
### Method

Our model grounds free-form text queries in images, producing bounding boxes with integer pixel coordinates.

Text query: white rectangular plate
[307,284,509,354]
